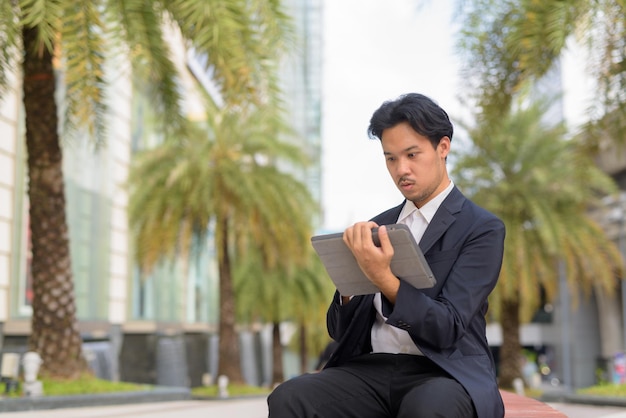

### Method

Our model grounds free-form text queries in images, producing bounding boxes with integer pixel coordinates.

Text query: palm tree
[0,0,291,378]
[235,248,334,384]
[452,98,623,388]
[457,0,626,145]
[129,103,317,383]
[455,0,626,386]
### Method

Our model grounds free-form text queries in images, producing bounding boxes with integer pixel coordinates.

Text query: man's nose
[396,158,411,176]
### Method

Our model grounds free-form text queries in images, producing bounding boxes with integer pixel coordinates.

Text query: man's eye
[407,153,416,158]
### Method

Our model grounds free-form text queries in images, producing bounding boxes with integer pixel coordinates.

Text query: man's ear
[439,136,451,158]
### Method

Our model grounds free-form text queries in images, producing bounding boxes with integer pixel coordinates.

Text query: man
[268,93,505,418]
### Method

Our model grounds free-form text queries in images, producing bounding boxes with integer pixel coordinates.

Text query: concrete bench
[501,390,567,417]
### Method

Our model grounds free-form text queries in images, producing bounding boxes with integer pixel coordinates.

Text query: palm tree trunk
[271,321,284,385]
[21,26,87,379]
[216,217,244,383]
[499,298,522,389]
[299,323,308,374]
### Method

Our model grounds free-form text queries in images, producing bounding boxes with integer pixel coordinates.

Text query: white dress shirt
[370,181,454,354]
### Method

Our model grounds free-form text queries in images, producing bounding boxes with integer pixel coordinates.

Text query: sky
[320,0,462,232]
[319,0,590,232]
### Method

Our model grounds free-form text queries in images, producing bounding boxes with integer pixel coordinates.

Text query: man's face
[381,121,450,208]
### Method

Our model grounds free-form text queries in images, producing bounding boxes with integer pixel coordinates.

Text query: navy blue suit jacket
[325,187,505,418]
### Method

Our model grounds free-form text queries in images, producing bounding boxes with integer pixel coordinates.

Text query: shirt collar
[398,180,454,224]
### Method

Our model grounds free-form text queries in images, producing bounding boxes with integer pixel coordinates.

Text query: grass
[577,383,626,397]
[40,374,153,396]
[23,375,626,398]
[42,376,270,398]
[191,383,271,398]
[515,383,626,400]
[9,374,626,401]
[4,374,269,399]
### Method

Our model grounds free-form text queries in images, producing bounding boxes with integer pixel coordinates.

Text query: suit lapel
[372,187,465,254]
[419,187,465,254]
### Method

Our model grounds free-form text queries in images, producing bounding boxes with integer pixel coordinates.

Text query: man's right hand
[343,222,400,303]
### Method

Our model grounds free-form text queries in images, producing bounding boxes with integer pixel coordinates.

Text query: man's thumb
[377,225,394,254]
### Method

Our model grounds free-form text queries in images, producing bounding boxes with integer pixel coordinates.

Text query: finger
[377,225,394,256]
[356,223,370,247]
[344,222,370,247]
[344,223,365,247]
[359,222,379,247]
[343,225,354,247]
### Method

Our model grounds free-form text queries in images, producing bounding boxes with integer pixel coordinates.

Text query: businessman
[268,93,505,418]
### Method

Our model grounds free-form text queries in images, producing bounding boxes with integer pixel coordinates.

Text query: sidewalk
[3,382,626,418]
[0,387,192,413]
[0,398,269,418]
[4,394,626,418]
[2,397,626,418]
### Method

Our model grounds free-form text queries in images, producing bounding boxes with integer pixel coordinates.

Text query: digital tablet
[311,224,436,295]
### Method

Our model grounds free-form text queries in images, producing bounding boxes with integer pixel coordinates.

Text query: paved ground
[0,398,266,418]
[548,402,626,418]
[2,397,626,418]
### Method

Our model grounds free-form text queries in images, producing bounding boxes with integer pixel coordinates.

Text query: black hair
[367,93,453,149]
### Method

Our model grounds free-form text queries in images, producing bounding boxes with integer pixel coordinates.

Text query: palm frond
[165,0,293,104]
[106,0,187,138]
[18,0,64,53]
[60,0,108,143]
[455,97,621,323]
[0,1,20,95]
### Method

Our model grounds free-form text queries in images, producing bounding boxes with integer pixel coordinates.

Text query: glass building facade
[280,0,324,212]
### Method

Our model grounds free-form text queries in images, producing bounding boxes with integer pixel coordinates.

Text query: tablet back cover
[311,224,436,295]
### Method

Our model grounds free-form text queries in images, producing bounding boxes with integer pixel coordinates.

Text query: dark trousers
[267,353,476,418]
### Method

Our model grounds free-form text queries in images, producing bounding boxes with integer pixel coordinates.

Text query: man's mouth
[399,180,414,190]
[399,177,414,187]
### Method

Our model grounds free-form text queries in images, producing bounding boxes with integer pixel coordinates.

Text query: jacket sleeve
[385,215,505,351]
[327,292,362,341]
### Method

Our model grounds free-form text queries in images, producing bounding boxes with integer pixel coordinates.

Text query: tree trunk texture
[499,298,522,389]
[217,218,244,383]
[299,323,308,374]
[271,321,284,385]
[21,26,87,379]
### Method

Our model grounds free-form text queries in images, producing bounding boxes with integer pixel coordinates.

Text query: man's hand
[343,222,400,303]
